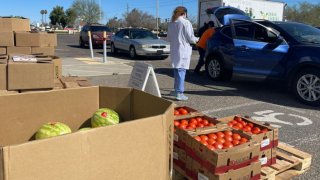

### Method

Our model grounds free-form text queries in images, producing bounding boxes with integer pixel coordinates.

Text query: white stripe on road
[201,101,263,114]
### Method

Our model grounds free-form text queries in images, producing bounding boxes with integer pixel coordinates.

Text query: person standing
[194,21,215,74]
[197,22,208,39]
[167,6,199,101]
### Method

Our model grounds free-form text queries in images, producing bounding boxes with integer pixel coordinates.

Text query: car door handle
[239,45,250,51]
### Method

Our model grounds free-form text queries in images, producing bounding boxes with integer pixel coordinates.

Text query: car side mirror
[123,35,129,39]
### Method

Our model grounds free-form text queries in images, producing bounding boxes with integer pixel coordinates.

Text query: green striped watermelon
[91,108,120,128]
[35,122,72,140]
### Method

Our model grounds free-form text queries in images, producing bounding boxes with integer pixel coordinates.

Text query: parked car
[205,19,320,106]
[79,24,113,47]
[110,28,170,59]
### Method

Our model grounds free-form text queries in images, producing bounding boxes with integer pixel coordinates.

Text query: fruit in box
[174,116,215,131]
[193,130,249,150]
[174,107,189,116]
[228,116,268,134]
[91,108,120,128]
[35,122,72,140]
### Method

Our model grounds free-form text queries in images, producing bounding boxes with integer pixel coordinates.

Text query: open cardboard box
[0,57,7,90]
[0,86,174,180]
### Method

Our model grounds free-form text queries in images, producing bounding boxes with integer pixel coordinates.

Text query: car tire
[129,46,137,59]
[110,43,117,54]
[205,57,231,81]
[292,68,320,106]
[79,38,85,48]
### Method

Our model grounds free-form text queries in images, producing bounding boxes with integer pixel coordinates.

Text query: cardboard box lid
[0,86,174,180]
[0,17,30,32]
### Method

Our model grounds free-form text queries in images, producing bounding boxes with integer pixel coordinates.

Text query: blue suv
[205,19,320,106]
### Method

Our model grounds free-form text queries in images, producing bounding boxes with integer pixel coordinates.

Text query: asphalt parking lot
[56,34,319,179]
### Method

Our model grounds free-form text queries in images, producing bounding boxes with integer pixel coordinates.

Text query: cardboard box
[0,58,7,90]
[186,160,261,180]
[176,126,260,174]
[0,17,30,32]
[173,145,187,177]
[0,90,19,95]
[0,32,14,46]
[6,47,31,54]
[15,32,57,47]
[218,115,279,150]
[260,148,276,167]
[0,47,6,55]
[60,76,91,89]
[175,106,202,119]
[0,86,174,180]
[8,60,54,90]
[31,47,55,56]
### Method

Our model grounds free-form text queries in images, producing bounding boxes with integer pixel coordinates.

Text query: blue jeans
[173,68,186,94]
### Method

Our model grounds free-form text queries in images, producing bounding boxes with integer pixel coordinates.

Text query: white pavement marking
[289,114,313,126]
[201,101,263,114]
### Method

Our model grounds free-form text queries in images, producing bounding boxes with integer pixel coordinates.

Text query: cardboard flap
[0,147,3,180]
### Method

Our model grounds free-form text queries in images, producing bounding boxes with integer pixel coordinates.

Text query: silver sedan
[110,28,170,59]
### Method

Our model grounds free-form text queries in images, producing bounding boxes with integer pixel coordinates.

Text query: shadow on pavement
[154,67,319,110]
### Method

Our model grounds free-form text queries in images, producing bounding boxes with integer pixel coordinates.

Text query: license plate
[157,50,164,54]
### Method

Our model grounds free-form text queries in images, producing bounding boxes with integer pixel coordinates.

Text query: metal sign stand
[88,31,94,59]
[103,31,107,63]
[128,62,161,97]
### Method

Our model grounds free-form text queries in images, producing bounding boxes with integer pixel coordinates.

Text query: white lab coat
[167,16,199,69]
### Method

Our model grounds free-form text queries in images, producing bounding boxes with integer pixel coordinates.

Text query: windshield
[130,30,157,39]
[277,23,320,44]
[90,26,111,32]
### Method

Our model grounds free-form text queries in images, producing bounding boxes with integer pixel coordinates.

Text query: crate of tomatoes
[174,106,202,119]
[175,126,260,175]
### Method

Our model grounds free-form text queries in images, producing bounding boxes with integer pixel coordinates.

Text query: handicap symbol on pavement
[251,110,313,128]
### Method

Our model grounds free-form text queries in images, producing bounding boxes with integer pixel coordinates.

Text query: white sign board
[128,62,161,97]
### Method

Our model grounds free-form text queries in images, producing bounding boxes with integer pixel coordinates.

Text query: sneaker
[176,93,188,101]
[169,91,177,96]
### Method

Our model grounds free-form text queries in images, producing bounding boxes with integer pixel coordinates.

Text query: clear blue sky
[0,0,316,24]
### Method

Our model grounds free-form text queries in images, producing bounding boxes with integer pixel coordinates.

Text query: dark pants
[195,47,205,72]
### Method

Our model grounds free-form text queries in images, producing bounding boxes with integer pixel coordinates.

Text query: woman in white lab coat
[167,6,199,101]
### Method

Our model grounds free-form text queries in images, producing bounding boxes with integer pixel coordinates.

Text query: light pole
[40,10,44,26]
[44,10,47,25]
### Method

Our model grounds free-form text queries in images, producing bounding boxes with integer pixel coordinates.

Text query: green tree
[72,0,102,24]
[49,6,67,27]
[124,8,156,30]
[285,1,320,26]
[65,8,77,27]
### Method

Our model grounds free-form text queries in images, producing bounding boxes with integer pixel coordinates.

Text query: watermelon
[35,122,72,140]
[91,108,120,128]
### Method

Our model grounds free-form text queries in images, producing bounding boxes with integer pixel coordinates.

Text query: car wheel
[129,46,137,59]
[79,38,85,48]
[205,57,231,81]
[110,43,117,54]
[293,68,320,106]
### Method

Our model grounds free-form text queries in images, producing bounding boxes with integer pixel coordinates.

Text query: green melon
[91,108,120,128]
[35,122,72,140]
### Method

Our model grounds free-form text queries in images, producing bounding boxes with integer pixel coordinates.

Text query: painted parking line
[75,57,103,64]
[201,101,263,114]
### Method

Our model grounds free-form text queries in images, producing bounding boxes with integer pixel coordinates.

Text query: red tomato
[260,128,268,133]
[232,125,241,130]
[216,132,225,138]
[227,122,233,127]
[214,142,223,149]
[207,139,216,145]
[208,133,217,140]
[197,124,205,128]
[247,123,254,128]
[200,135,208,142]
[180,120,188,125]
[201,140,208,146]
[174,120,180,127]
[207,145,216,151]
[187,123,197,129]
[174,110,180,116]
[216,137,226,144]
[232,140,240,146]
[196,117,203,123]
[224,130,233,136]
[207,123,215,127]
[235,123,243,129]
[252,127,261,134]
[178,124,186,129]
[232,134,241,141]
[230,120,238,124]
[224,135,233,142]
[239,121,247,127]
[243,126,252,132]
[223,142,234,149]
[240,138,248,144]
[194,136,201,142]
[201,120,209,126]
[179,108,188,115]
[189,118,198,125]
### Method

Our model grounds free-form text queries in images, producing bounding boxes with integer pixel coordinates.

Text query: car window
[130,30,157,39]
[221,26,232,38]
[90,26,111,32]
[234,22,254,40]
[254,24,278,43]
[115,30,124,37]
